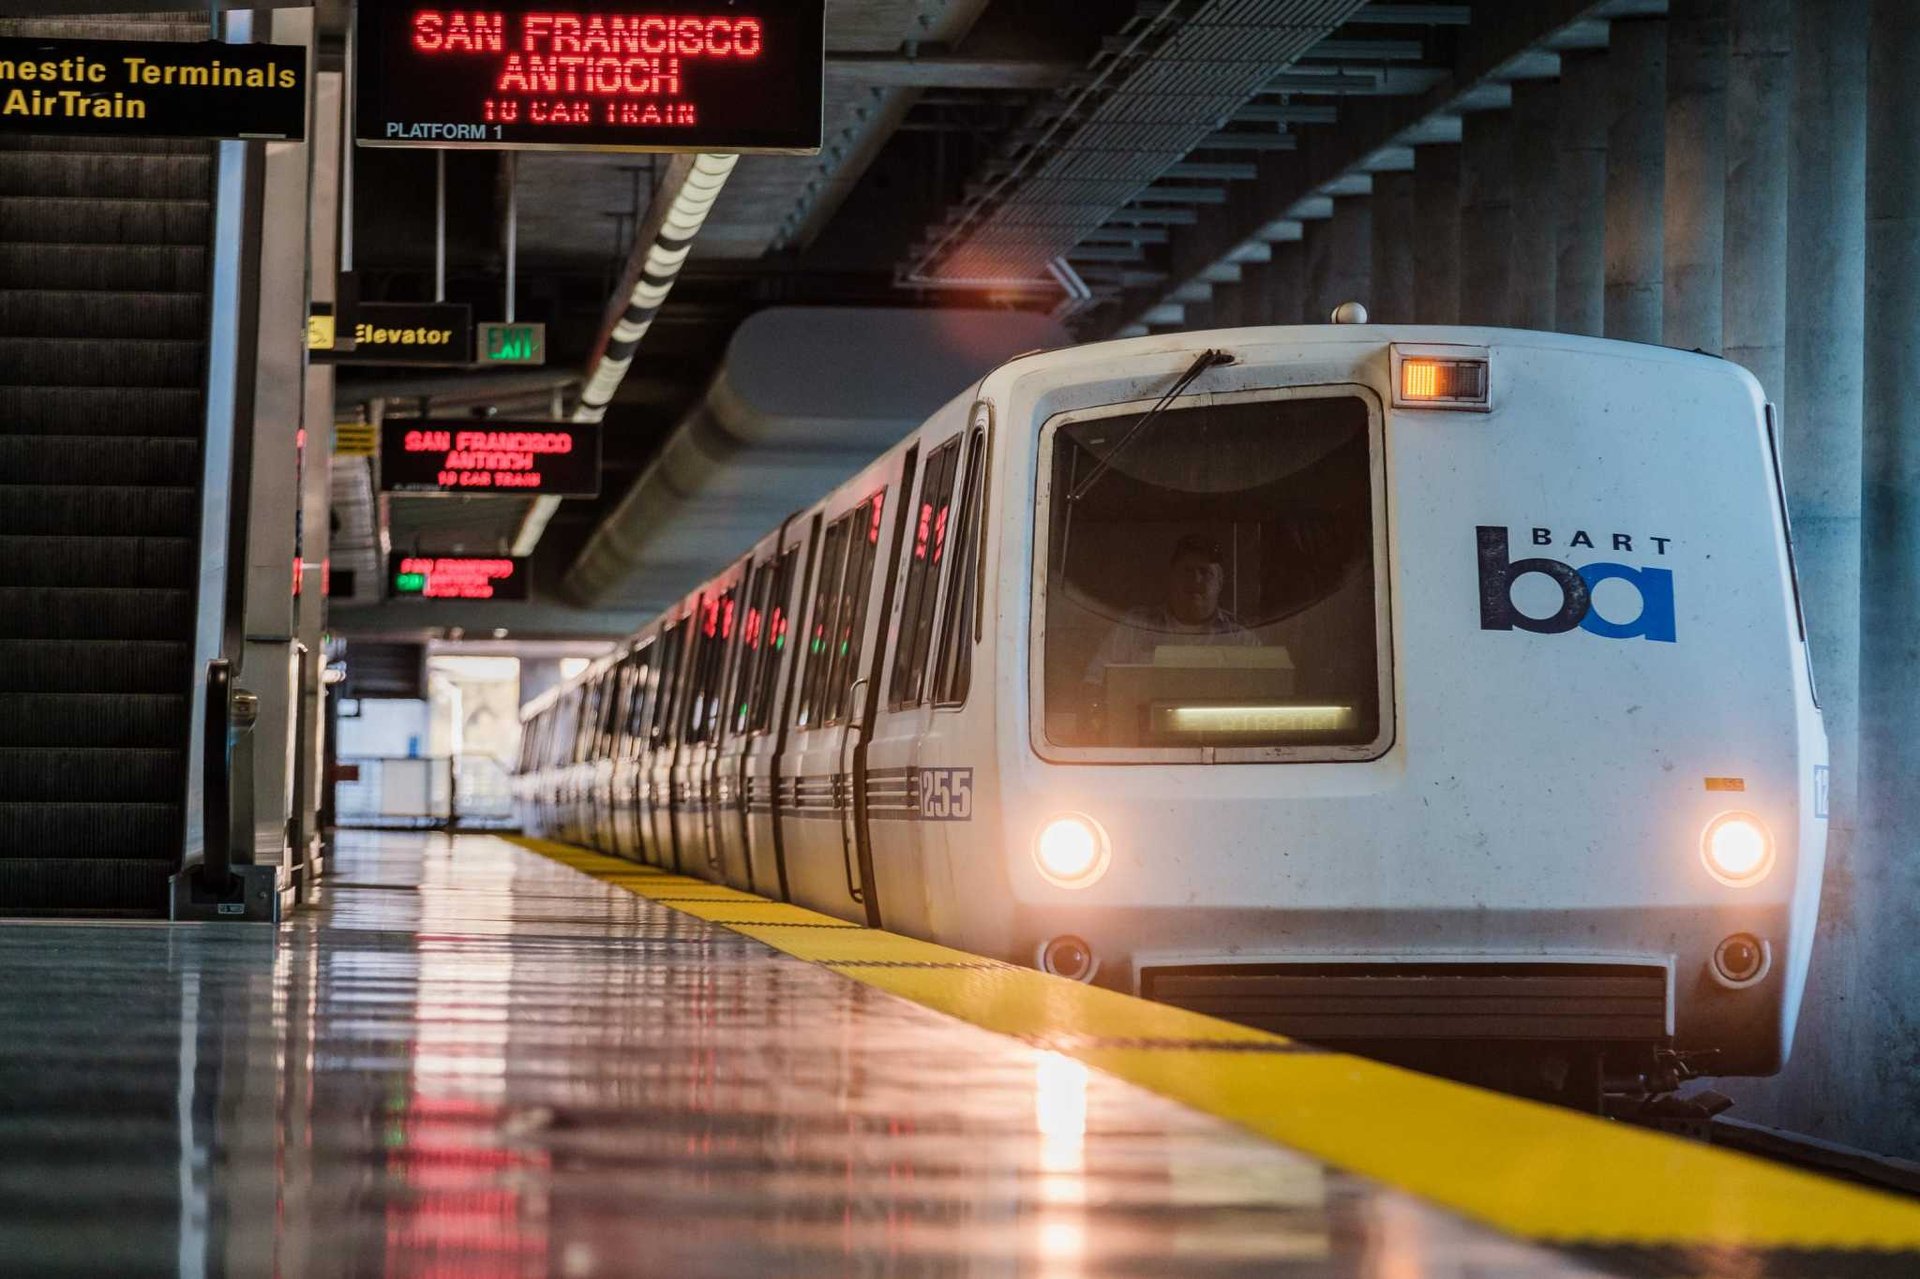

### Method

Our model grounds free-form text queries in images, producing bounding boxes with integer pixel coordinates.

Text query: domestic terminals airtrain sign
[353,1,824,152]
[379,421,601,496]
[0,36,305,139]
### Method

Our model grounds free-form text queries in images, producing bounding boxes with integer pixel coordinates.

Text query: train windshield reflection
[1042,393,1382,754]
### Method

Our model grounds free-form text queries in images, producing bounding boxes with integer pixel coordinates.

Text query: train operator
[1083,533,1257,689]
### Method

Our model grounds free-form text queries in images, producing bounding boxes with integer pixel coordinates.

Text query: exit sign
[480,321,545,365]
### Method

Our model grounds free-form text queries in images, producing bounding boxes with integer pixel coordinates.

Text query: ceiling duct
[899,0,1372,288]
[559,307,1068,613]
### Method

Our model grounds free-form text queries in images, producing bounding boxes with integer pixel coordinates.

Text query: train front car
[967,327,1825,1103]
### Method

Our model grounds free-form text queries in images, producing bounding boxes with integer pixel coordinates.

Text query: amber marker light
[1034,814,1110,888]
[1701,811,1774,886]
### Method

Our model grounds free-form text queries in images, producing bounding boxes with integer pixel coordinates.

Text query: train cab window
[932,427,987,707]
[750,548,798,733]
[890,437,962,709]
[1040,392,1387,759]
[797,517,851,728]
[825,493,884,724]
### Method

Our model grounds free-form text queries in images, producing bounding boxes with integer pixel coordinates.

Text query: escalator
[0,17,217,914]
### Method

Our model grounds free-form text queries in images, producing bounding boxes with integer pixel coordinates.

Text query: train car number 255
[917,768,973,821]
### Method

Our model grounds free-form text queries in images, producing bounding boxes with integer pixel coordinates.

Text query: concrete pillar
[1723,0,1792,397]
[1662,0,1728,353]
[1605,17,1668,343]
[1726,0,1867,1145]
[1555,51,1609,335]
[1854,0,1920,1157]
[1509,81,1559,331]
[1237,260,1274,325]
[1264,239,1306,325]
[1413,144,1462,324]
[1459,111,1514,326]
[1307,196,1371,322]
[1210,277,1246,328]
[1370,170,1417,323]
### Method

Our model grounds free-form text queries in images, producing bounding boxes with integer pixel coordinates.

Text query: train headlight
[1034,814,1109,888]
[1701,812,1774,886]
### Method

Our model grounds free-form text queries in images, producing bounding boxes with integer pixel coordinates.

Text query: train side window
[752,548,798,733]
[651,623,687,749]
[889,436,962,710]
[686,587,737,745]
[623,643,655,757]
[596,667,623,758]
[732,562,773,736]
[825,492,884,724]
[797,517,851,727]
[932,427,987,707]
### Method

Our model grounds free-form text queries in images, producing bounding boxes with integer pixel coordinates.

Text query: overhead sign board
[379,420,601,496]
[321,302,472,366]
[0,36,305,140]
[352,1,824,153]
[390,553,531,601]
[479,321,545,366]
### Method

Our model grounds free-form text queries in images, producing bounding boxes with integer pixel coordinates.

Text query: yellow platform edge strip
[505,835,1920,1252]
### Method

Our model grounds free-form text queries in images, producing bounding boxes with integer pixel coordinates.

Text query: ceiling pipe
[510,151,739,558]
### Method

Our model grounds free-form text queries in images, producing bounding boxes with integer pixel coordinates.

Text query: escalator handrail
[204,657,234,895]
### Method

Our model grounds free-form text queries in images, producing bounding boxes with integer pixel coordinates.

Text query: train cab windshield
[1040,391,1386,758]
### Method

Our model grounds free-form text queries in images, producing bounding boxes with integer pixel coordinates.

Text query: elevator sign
[379,421,601,496]
[353,1,824,153]
[390,554,531,600]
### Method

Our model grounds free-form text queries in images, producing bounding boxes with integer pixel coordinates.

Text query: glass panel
[651,624,686,748]
[732,563,772,737]
[932,429,986,707]
[890,441,960,710]
[798,519,850,728]
[826,493,883,725]
[623,642,655,757]
[1041,396,1380,752]
[752,548,798,734]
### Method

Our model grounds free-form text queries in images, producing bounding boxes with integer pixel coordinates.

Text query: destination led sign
[390,554,531,600]
[353,1,824,152]
[379,420,601,496]
[0,36,305,140]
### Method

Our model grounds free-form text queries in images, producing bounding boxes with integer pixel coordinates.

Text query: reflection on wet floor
[0,832,1625,1277]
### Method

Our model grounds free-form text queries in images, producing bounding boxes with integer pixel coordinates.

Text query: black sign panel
[379,420,601,496]
[353,0,823,153]
[390,553,531,601]
[325,302,472,366]
[0,37,304,140]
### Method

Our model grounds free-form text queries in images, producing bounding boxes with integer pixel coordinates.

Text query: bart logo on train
[1476,525,1677,642]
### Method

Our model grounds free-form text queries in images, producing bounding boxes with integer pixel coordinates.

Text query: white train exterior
[517,325,1826,1092]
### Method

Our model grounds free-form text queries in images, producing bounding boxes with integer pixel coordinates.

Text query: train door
[712,549,777,891]
[642,618,689,870]
[777,455,914,924]
[741,536,804,897]
[675,575,743,882]
[588,661,623,850]
[609,641,654,860]
[866,432,968,938]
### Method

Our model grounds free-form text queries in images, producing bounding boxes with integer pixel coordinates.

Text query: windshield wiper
[1066,348,1233,504]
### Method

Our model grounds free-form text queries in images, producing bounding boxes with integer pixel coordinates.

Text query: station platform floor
[2,832,1919,1276]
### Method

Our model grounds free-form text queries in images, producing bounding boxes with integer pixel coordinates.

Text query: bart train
[516,325,1826,1101]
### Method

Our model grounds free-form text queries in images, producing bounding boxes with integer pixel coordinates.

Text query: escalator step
[0,437,198,486]
[0,291,207,341]
[0,486,198,536]
[0,588,193,640]
[0,135,209,157]
[0,244,207,293]
[0,804,180,858]
[0,641,190,694]
[0,695,186,748]
[0,536,195,589]
[0,748,183,802]
[0,197,209,247]
[0,387,202,435]
[0,153,211,200]
[0,858,173,916]
[0,19,208,41]
[0,337,204,388]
